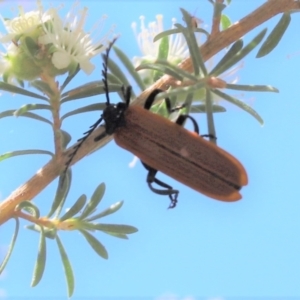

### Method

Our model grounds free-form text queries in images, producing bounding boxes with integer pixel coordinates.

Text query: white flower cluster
[0,1,111,84]
[131,15,190,85]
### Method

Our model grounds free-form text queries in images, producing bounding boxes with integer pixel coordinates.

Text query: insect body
[65,38,248,208]
[114,105,248,203]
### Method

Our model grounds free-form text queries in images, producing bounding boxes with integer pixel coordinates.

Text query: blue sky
[1,0,300,299]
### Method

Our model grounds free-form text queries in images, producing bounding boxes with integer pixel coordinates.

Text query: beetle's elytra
[65,38,248,208]
[114,105,248,202]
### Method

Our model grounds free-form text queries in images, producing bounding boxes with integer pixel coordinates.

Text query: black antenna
[101,38,113,106]
[63,38,118,175]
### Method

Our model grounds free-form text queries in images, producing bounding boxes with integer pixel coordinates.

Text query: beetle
[65,38,248,208]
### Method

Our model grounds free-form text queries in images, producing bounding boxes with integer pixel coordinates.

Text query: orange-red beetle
[66,39,248,208]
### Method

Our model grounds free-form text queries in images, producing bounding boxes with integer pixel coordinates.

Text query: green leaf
[154,29,183,42]
[61,81,122,103]
[56,235,74,297]
[102,232,129,239]
[106,73,129,102]
[0,149,53,162]
[0,218,19,275]
[44,229,57,239]
[61,80,102,99]
[213,89,264,125]
[176,22,207,77]
[60,130,72,149]
[205,88,217,143]
[0,81,48,100]
[16,78,24,88]
[48,169,71,218]
[210,39,243,76]
[154,60,200,81]
[59,194,86,221]
[175,23,201,77]
[225,83,279,93]
[256,12,291,58]
[136,62,183,81]
[179,8,207,76]
[80,183,106,219]
[85,201,124,222]
[31,227,46,287]
[61,103,107,120]
[193,27,210,36]
[107,57,136,98]
[153,37,170,81]
[157,36,169,60]
[79,229,108,259]
[26,225,57,239]
[60,65,80,92]
[24,36,39,58]
[154,80,207,101]
[153,28,209,43]
[0,109,52,125]
[113,46,146,91]
[107,72,123,84]
[30,80,54,96]
[191,104,226,113]
[16,201,40,218]
[211,28,267,77]
[221,14,231,30]
[92,224,138,235]
[137,60,198,82]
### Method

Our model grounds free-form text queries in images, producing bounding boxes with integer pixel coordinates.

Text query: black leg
[141,89,206,208]
[146,166,179,209]
[141,162,179,208]
[141,90,195,208]
[176,114,217,140]
[144,89,186,115]
[165,97,185,114]
[144,89,164,110]
[121,85,132,106]
[176,114,199,134]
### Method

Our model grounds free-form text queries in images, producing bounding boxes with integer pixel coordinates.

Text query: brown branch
[0,0,299,226]
[14,210,55,229]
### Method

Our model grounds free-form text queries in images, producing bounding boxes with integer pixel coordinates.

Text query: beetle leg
[175,114,199,134]
[165,99,200,135]
[121,85,132,106]
[144,89,165,110]
[142,162,179,208]
[166,99,218,140]
[176,114,218,140]
[165,97,185,114]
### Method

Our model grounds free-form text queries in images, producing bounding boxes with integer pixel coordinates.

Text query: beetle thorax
[103,102,128,135]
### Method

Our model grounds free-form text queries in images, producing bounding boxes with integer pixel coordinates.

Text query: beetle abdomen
[114,106,248,202]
